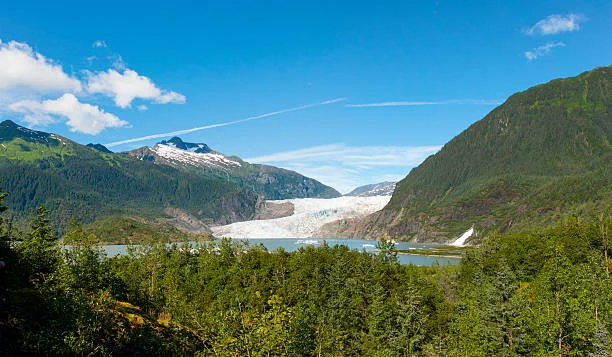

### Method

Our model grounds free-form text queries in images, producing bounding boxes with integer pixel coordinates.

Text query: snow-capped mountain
[345,181,396,197]
[127,137,341,200]
[160,136,214,153]
[129,136,242,170]
[211,195,391,239]
[154,139,242,169]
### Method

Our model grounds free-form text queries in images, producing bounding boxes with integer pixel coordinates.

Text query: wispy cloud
[246,143,441,193]
[524,14,586,36]
[346,99,504,108]
[524,41,565,60]
[105,98,347,147]
[92,40,108,48]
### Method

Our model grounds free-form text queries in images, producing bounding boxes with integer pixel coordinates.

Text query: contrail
[345,99,504,107]
[106,97,347,148]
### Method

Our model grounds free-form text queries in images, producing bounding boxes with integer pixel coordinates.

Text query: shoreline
[395,251,463,259]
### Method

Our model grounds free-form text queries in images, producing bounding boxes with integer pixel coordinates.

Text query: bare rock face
[314,208,450,243]
[163,207,211,234]
[254,201,295,220]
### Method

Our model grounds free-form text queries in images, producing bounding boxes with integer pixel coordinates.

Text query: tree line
[0,190,610,355]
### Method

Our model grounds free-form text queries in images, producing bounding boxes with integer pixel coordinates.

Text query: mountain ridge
[345,181,396,197]
[127,138,341,200]
[0,121,260,232]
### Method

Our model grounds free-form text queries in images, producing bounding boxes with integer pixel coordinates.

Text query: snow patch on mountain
[152,143,242,169]
[450,227,474,246]
[50,134,66,145]
[212,195,391,238]
[187,144,208,153]
[345,181,396,197]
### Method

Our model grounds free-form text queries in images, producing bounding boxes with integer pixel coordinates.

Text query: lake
[101,238,460,266]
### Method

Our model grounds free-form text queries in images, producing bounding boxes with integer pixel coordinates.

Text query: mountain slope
[0,120,259,231]
[128,137,341,200]
[334,65,612,241]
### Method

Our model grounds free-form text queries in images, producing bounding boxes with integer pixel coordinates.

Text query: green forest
[1,190,611,356]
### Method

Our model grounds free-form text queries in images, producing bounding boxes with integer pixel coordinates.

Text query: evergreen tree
[15,205,60,283]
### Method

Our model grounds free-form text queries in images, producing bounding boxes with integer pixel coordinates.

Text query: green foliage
[14,205,60,284]
[1,189,611,355]
[447,218,612,356]
[81,216,208,244]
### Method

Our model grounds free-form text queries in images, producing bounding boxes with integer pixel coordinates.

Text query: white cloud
[86,69,186,108]
[246,143,441,193]
[524,41,565,60]
[0,39,81,92]
[9,93,128,135]
[524,14,586,36]
[346,99,504,107]
[0,37,188,135]
[105,98,347,147]
[92,40,108,48]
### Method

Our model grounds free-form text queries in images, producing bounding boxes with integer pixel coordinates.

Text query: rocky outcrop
[163,207,211,234]
[254,201,295,220]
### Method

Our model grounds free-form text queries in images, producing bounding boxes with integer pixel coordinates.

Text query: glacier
[211,196,391,238]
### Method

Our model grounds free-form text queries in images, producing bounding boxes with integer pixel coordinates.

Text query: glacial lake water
[101,238,461,266]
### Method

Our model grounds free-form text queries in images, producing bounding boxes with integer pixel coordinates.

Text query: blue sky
[1,1,611,193]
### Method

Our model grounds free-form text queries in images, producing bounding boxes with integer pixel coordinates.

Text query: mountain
[327,65,612,242]
[128,137,341,200]
[345,182,396,197]
[86,143,113,153]
[0,120,259,231]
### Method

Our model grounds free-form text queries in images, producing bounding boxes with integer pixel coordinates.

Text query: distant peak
[0,120,18,127]
[0,120,56,145]
[345,181,396,197]
[158,137,213,154]
[159,137,187,150]
[166,136,186,146]
[87,143,113,153]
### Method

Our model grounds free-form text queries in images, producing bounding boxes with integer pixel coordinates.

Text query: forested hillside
[347,66,612,241]
[0,120,259,231]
